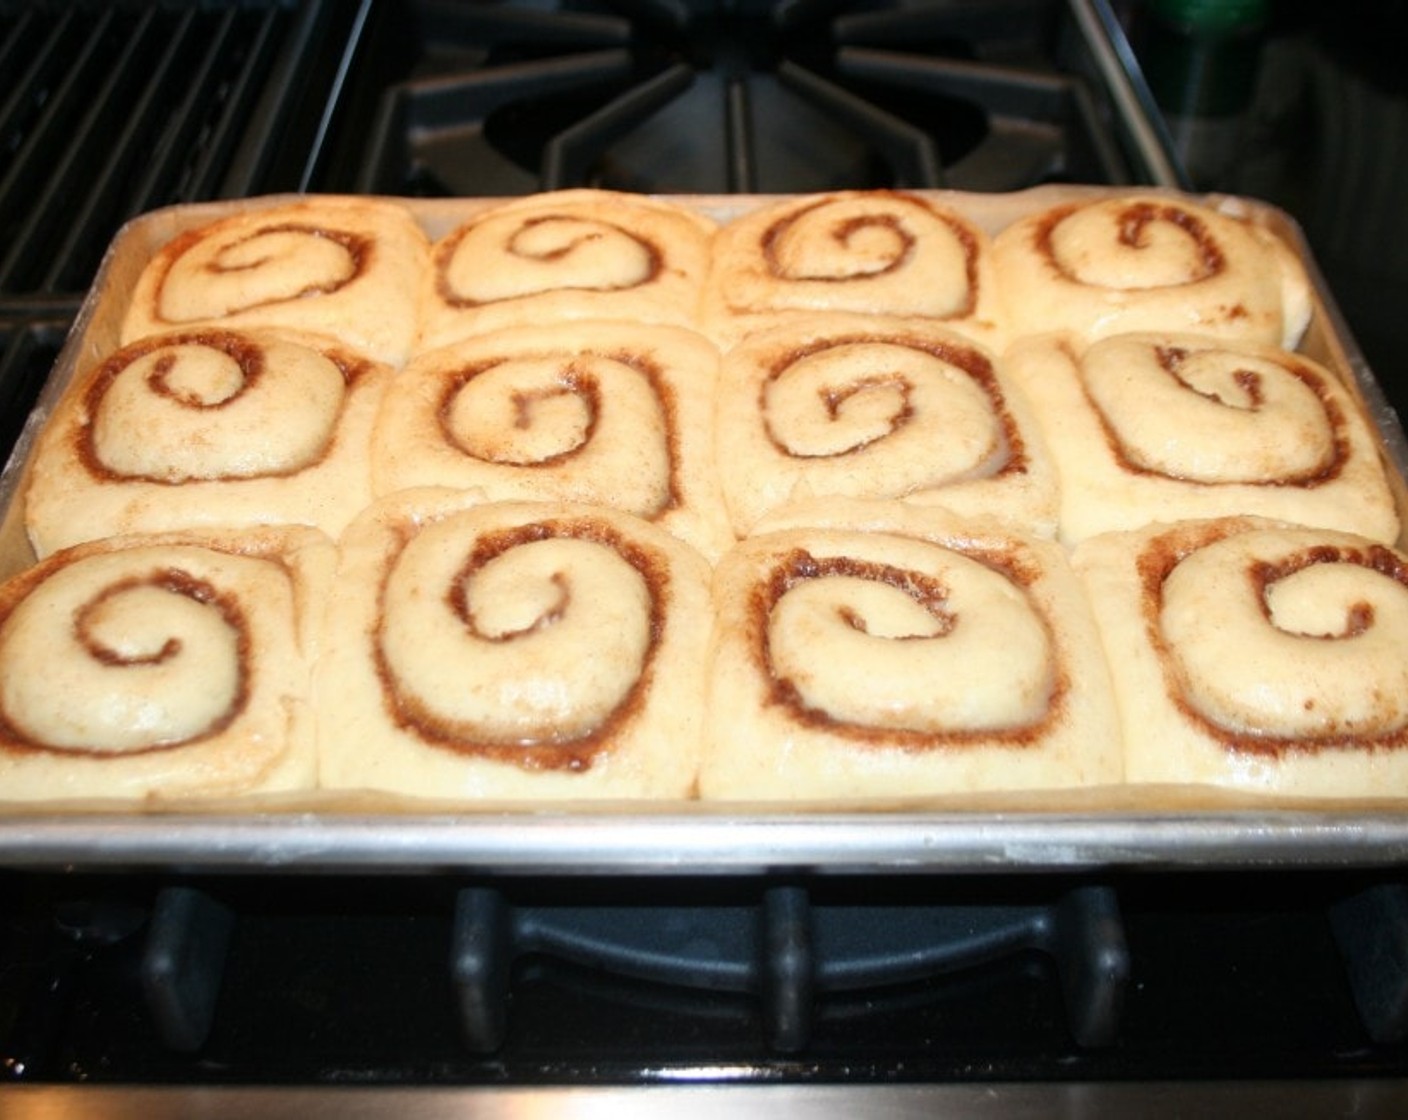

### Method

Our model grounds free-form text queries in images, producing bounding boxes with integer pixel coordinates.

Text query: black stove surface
[3,869,1408,1086]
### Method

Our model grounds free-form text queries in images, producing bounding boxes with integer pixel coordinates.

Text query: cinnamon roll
[991,194,1313,348]
[1073,517,1408,799]
[316,492,714,801]
[371,320,733,560]
[120,197,429,367]
[24,328,390,558]
[699,502,1122,800]
[1004,332,1400,545]
[417,190,716,352]
[714,315,1057,537]
[702,191,1003,347]
[0,526,332,803]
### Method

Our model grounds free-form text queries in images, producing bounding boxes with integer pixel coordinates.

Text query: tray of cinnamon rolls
[1,185,1406,872]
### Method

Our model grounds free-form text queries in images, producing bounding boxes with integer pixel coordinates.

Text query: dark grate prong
[1330,882,1408,1045]
[140,887,234,1054]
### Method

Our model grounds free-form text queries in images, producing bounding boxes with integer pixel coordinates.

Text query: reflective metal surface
[1,809,1407,874]
[2,1081,1408,1120]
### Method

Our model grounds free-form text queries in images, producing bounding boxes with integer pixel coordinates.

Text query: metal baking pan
[1,185,1407,875]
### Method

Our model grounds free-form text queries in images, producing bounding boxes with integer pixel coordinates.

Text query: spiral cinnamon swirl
[417,190,716,353]
[0,526,331,803]
[1073,517,1408,799]
[120,197,429,366]
[1004,332,1400,545]
[316,492,713,801]
[702,191,1004,347]
[371,320,733,560]
[699,501,1122,800]
[714,315,1057,537]
[24,328,390,558]
[991,194,1313,348]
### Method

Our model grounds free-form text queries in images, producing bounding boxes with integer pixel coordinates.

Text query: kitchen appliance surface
[1,0,1407,1114]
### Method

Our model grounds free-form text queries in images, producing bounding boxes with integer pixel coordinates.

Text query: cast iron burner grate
[0,320,64,462]
[0,0,374,464]
[352,0,1157,196]
[3,871,1408,1085]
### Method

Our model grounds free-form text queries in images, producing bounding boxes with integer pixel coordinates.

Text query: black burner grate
[0,1,372,302]
[0,319,63,463]
[347,0,1170,197]
[2,871,1407,1085]
[0,0,374,463]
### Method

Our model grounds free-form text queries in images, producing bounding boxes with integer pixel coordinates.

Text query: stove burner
[356,0,1140,195]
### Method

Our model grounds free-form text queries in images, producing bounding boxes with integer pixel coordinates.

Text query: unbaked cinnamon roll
[24,328,390,558]
[699,501,1122,800]
[1074,517,1408,798]
[417,190,716,352]
[371,320,733,560]
[991,194,1312,348]
[121,197,429,366]
[1004,332,1399,544]
[714,315,1057,537]
[0,526,332,803]
[702,191,1004,347]
[316,492,714,801]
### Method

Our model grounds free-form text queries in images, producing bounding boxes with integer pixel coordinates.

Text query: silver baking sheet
[3,806,1408,873]
[2,186,1407,874]
[7,1080,1408,1119]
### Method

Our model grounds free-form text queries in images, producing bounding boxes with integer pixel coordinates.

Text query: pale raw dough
[1072,516,1408,798]
[0,526,333,802]
[121,196,430,367]
[371,320,734,561]
[316,491,714,801]
[417,190,716,352]
[25,328,390,558]
[1004,331,1400,545]
[991,194,1313,347]
[699,500,1122,800]
[702,190,1006,348]
[714,315,1057,537]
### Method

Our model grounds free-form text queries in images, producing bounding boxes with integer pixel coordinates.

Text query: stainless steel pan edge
[0,808,1406,873]
[3,1079,1408,1120]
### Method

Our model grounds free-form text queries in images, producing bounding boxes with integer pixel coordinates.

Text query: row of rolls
[113,187,1314,366]
[2,187,1406,805]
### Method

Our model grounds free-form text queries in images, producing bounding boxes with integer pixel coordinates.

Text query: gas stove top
[3,867,1407,1093]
